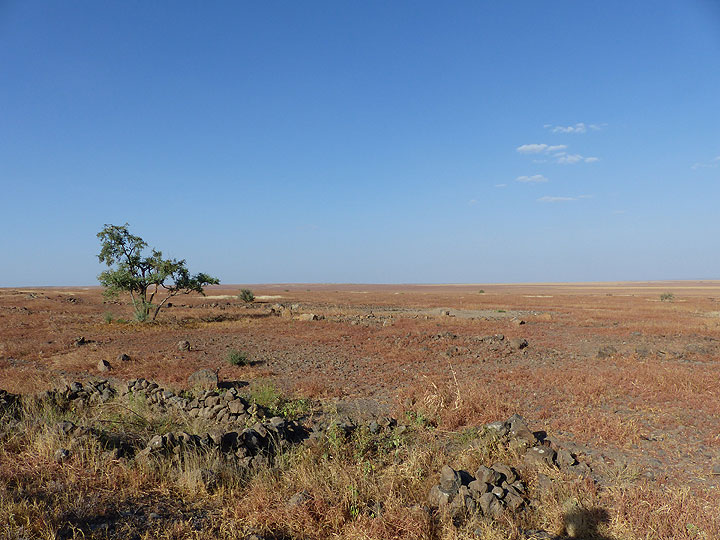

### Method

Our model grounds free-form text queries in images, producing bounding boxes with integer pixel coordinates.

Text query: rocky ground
[1,282,720,538]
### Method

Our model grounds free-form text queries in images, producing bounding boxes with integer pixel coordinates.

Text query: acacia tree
[97,223,219,321]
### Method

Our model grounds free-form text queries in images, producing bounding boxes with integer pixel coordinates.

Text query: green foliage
[103,311,114,324]
[280,397,311,420]
[454,426,481,445]
[660,292,675,302]
[246,379,311,419]
[238,289,255,303]
[478,289,485,294]
[226,349,250,366]
[404,410,435,429]
[248,380,283,413]
[97,223,219,321]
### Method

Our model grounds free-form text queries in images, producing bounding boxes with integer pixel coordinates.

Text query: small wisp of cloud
[494,183,507,188]
[537,194,593,203]
[517,143,567,154]
[517,143,598,164]
[516,174,548,183]
[691,156,720,170]
[543,122,605,134]
[555,153,599,164]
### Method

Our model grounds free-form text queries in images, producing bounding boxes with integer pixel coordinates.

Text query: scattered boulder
[177,340,191,351]
[556,448,577,468]
[187,369,218,391]
[54,448,70,463]
[296,313,319,321]
[525,446,557,468]
[509,338,529,350]
[117,353,131,362]
[597,345,617,359]
[97,359,112,373]
[439,465,462,493]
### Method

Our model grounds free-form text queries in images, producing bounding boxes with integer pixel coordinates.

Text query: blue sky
[1,1,719,286]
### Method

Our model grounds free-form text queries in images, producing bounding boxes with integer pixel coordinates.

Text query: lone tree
[97,223,219,321]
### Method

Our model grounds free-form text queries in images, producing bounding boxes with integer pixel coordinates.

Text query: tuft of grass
[226,348,250,366]
[660,292,674,302]
[103,311,114,324]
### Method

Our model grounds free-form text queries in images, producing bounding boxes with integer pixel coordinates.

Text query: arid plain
[1,281,719,539]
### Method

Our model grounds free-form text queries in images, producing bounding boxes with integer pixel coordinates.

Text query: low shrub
[226,349,250,366]
[239,289,255,303]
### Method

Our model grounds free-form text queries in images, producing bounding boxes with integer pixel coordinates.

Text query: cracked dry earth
[2,281,720,494]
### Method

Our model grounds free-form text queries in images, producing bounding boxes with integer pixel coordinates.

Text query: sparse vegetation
[2,283,720,539]
[97,223,219,322]
[660,292,675,302]
[238,288,255,303]
[478,289,485,294]
[226,348,250,366]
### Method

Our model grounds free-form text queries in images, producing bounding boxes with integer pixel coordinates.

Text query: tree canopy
[97,223,219,321]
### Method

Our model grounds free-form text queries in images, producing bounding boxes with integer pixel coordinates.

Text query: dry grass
[2,283,720,538]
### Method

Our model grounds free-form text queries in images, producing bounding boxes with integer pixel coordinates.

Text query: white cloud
[537,196,576,202]
[691,156,720,170]
[553,123,587,134]
[494,183,507,188]
[516,174,548,183]
[518,142,598,164]
[545,122,606,133]
[517,143,567,154]
[556,153,583,164]
[546,145,567,152]
[517,143,548,154]
[555,153,599,164]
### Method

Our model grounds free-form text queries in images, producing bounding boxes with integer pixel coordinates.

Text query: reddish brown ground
[2,281,720,492]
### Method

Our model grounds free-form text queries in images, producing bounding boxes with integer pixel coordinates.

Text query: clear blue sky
[1,1,719,286]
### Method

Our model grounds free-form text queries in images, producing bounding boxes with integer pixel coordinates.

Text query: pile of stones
[54,419,133,460]
[137,415,308,468]
[429,462,526,518]
[481,414,587,475]
[39,380,116,410]
[429,414,590,521]
[124,378,267,426]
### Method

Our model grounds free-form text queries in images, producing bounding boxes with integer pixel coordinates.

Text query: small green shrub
[280,398,311,420]
[248,379,282,413]
[660,292,674,302]
[478,289,485,294]
[103,312,114,324]
[238,289,255,303]
[226,349,250,366]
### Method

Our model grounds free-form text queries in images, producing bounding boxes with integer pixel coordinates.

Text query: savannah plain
[2,281,720,539]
